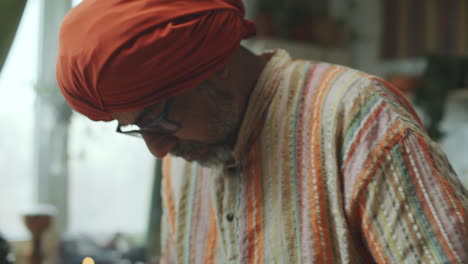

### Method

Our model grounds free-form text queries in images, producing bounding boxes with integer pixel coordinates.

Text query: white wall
[438,101,468,186]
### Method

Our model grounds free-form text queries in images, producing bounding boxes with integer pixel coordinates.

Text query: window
[0,0,155,240]
[68,116,155,235]
[0,0,38,240]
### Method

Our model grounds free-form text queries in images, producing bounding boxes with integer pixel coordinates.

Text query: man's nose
[142,134,177,158]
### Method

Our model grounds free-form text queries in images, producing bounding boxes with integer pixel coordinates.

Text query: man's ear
[206,64,230,89]
[213,65,230,80]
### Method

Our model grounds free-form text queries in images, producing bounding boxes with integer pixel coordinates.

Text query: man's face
[113,82,242,167]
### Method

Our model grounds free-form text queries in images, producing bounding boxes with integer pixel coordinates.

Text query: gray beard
[170,82,242,167]
[170,140,233,168]
[168,111,240,166]
[170,114,240,168]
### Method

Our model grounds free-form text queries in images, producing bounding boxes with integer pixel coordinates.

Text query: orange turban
[56,0,255,121]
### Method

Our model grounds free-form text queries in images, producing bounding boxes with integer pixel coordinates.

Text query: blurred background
[0,0,466,263]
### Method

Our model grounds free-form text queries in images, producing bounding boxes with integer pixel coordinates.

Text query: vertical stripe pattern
[159,50,468,263]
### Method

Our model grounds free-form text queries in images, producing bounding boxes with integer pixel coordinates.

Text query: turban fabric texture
[56,0,256,121]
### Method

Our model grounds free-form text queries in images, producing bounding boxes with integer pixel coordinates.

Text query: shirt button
[226,213,234,222]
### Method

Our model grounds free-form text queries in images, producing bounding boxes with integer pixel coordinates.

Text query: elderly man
[56,0,467,263]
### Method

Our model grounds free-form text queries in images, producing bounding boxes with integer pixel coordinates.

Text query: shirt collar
[226,49,292,168]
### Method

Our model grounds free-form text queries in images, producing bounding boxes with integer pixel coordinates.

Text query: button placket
[221,164,242,263]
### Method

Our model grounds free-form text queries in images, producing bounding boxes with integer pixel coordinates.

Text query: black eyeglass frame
[116,98,181,137]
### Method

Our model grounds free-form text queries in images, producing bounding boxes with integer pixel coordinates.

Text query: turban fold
[56,0,256,121]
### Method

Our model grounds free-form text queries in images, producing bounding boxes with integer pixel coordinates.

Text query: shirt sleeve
[354,128,468,264]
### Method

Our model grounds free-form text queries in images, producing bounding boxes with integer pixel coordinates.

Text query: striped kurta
[159,50,468,264]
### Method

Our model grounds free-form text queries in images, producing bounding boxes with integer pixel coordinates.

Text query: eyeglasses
[116,98,181,137]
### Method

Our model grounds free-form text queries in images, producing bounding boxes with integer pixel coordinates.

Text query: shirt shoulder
[316,67,426,136]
